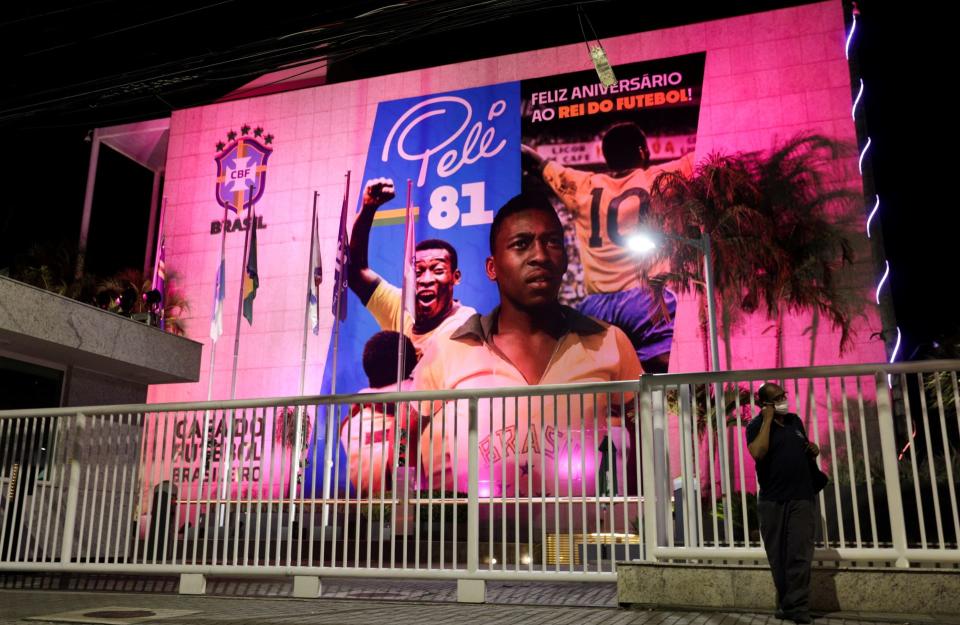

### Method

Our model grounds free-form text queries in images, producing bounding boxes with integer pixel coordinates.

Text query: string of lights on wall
[847,3,912,460]
[846,3,901,375]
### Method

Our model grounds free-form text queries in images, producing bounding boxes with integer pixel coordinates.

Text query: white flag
[210,257,225,341]
[308,212,322,335]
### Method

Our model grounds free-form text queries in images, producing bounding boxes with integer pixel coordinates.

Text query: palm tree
[648,133,865,512]
[645,150,768,370]
[647,133,862,369]
[9,239,98,302]
[748,134,863,366]
[8,245,189,335]
[159,269,190,336]
[96,268,153,314]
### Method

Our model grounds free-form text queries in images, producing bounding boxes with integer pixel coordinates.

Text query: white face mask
[774,400,789,414]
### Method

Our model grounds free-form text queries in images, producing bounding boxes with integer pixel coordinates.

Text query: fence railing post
[59,412,85,565]
[287,405,304,566]
[320,404,336,529]
[639,375,659,561]
[679,384,699,546]
[875,372,910,568]
[458,396,485,602]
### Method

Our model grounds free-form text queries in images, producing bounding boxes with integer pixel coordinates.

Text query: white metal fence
[1,361,958,589]
[639,362,960,567]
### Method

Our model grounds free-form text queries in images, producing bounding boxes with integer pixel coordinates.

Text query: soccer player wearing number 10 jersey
[521,122,694,373]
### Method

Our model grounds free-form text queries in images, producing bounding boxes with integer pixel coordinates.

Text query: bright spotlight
[627,233,657,254]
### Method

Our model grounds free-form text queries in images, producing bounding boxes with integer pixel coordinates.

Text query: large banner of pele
[304,54,706,498]
[147,1,884,514]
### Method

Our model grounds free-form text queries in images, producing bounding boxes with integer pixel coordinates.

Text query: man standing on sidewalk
[747,383,821,624]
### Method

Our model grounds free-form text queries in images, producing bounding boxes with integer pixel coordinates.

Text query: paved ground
[1,575,619,607]
[0,576,953,625]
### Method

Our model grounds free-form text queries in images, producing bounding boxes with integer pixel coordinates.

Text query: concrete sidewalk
[0,586,950,625]
[1,576,618,607]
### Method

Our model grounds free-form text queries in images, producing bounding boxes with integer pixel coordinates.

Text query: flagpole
[206,200,231,402]
[298,191,320,397]
[205,326,218,400]
[229,185,256,401]
[396,179,414,392]
[321,170,350,527]
[219,184,255,526]
[200,196,226,531]
[220,185,249,528]
[291,191,320,537]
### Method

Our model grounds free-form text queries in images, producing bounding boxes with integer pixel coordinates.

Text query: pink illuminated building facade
[131,1,886,505]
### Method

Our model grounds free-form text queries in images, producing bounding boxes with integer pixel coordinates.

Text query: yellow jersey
[542,152,695,293]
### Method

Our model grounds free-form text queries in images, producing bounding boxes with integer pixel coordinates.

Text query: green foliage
[273,406,313,450]
[647,133,864,357]
[666,382,755,439]
[95,267,190,335]
[7,241,190,336]
[8,239,97,301]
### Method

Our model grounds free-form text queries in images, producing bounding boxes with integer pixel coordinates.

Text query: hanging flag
[242,219,259,324]
[210,257,225,341]
[308,211,322,335]
[331,182,350,321]
[155,236,167,330]
[155,236,167,295]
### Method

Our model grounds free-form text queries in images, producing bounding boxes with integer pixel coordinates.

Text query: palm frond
[649,133,865,361]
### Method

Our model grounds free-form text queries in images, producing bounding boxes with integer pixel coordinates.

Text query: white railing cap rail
[2,359,958,420]
[0,378,640,419]
[640,359,960,386]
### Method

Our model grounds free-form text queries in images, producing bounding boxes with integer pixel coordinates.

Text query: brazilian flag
[242,222,259,324]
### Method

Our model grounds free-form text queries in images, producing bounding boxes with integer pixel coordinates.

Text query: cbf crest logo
[214,124,274,215]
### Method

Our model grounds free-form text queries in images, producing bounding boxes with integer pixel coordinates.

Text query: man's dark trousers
[757,498,816,615]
